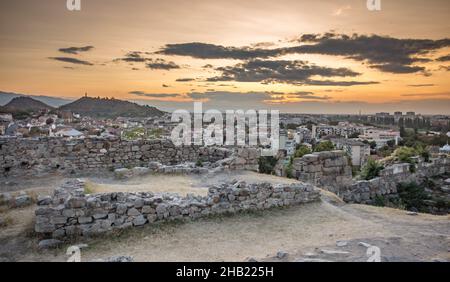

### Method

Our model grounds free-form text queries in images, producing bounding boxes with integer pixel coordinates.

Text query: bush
[285,158,295,179]
[360,158,384,180]
[397,182,430,212]
[394,146,417,163]
[314,141,335,152]
[294,145,312,158]
[258,156,278,175]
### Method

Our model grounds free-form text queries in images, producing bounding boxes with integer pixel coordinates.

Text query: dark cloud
[115,51,148,63]
[158,33,450,74]
[129,91,181,98]
[49,57,94,66]
[157,42,280,60]
[408,84,435,87]
[401,92,450,97]
[162,84,171,88]
[58,46,94,54]
[436,55,450,62]
[206,59,378,86]
[267,91,331,101]
[176,78,195,82]
[146,58,180,70]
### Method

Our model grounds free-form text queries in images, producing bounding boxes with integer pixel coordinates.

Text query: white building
[295,127,312,144]
[312,123,366,139]
[359,128,401,148]
[440,144,450,154]
[331,138,370,167]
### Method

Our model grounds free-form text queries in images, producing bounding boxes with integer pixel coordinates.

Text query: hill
[58,96,164,118]
[1,96,55,119]
[0,91,72,107]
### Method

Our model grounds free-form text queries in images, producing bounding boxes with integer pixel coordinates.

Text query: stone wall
[291,151,353,194]
[0,137,259,179]
[341,155,450,204]
[34,179,320,240]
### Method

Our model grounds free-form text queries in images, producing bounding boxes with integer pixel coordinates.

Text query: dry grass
[85,174,208,196]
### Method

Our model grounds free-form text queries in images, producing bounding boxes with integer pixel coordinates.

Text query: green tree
[258,156,278,175]
[394,146,417,163]
[314,141,335,152]
[294,145,312,158]
[360,158,384,180]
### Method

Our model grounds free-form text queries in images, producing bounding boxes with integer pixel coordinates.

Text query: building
[330,138,370,167]
[294,127,312,144]
[312,123,366,139]
[440,144,450,154]
[359,128,401,148]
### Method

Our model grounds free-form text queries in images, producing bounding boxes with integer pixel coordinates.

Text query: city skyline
[1,0,450,114]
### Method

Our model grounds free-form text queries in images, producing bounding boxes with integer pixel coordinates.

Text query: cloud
[267,91,331,102]
[129,91,181,98]
[206,59,378,86]
[58,46,94,54]
[162,84,171,88]
[407,84,435,87]
[401,92,450,97]
[146,58,180,70]
[115,51,148,63]
[290,33,450,74]
[158,33,450,74]
[436,55,450,62]
[176,78,195,82]
[157,42,281,60]
[48,57,94,66]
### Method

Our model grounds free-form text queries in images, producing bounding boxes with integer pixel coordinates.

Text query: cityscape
[0,0,449,269]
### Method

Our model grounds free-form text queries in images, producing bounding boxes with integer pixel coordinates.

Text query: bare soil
[0,172,449,262]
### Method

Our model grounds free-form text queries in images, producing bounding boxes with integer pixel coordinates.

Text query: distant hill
[59,96,164,118]
[0,91,72,107]
[2,96,54,112]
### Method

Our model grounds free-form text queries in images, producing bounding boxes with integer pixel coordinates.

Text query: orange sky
[0,0,449,114]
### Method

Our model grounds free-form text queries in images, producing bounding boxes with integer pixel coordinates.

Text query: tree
[394,146,417,163]
[258,156,278,175]
[314,141,335,152]
[294,145,312,158]
[397,182,430,212]
[360,158,384,180]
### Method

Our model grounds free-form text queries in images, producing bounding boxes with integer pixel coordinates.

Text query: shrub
[314,141,335,152]
[294,145,312,158]
[258,156,278,175]
[360,158,384,180]
[397,182,430,212]
[394,146,417,163]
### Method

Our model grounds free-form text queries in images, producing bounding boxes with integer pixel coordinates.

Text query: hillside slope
[58,96,164,118]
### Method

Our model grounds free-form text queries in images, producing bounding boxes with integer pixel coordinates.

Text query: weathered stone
[66,197,87,209]
[38,239,63,249]
[127,208,141,216]
[132,215,147,226]
[37,195,52,206]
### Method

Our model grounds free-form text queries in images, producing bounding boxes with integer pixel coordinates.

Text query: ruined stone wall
[0,137,259,179]
[341,155,450,204]
[291,151,353,194]
[34,179,320,240]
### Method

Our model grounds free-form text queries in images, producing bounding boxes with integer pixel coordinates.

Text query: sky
[0,0,449,114]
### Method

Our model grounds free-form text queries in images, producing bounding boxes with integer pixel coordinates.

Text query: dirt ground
[0,172,449,262]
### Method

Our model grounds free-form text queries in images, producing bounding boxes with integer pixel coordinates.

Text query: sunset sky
[0,0,449,114]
